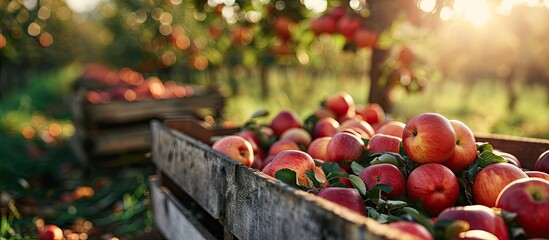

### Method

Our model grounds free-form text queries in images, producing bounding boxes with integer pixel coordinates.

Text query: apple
[534,150,549,173]
[442,120,478,174]
[436,205,509,240]
[262,150,316,186]
[325,91,355,117]
[307,137,331,161]
[274,15,295,39]
[356,103,385,125]
[261,155,275,170]
[353,28,377,49]
[359,163,406,199]
[311,16,338,35]
[338,119,375,138]
[453,230,499,240]
[525,170,549,181]
[492,150,522,168]
[212,135,254,167]
[407,163,459,216]
[267,139,300,157]
[311,166,327,186]
[376,120,406,138]
[367,134,402,154]
[313,107,337,119]
[472,163,528,207]
[280,127,312,147]
[39,225,63,240]
[270,110,302,136]
[317,187,365,215]
[399,47,415,67]
[336,110,358,124]
[326,132,365,162]
[496,178,549,238]
[337,16,361,41]
[314,117,339,138]
[402,113,456,164]
[387,221,433,240]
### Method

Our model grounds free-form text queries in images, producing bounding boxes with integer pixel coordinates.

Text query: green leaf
[370,153,399,166]
[367,207,380,219]
[250,109,269,119]
[329,182,348,188]
[478,151,507,167]
[348,175,367,196]
[322,162,341,175]
[373,184,393,194]
[351,161,365,175]
[476,142,493,153]
[402,207,435,234]
[326,172,348,181]
[377,214,390,223]
[302,114,319,136]
[386,200,408,210]
[305,169,321,188]
[275,169,307,190]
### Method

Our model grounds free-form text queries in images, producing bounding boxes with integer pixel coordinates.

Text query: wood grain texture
[475,132,549,169]
[149,175,216,240]
[151,120,420,240]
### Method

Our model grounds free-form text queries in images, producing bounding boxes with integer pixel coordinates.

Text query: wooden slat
[149,175,216,240]
[475,133,549,169]
[91,124,151,155]
[151,120,421,240]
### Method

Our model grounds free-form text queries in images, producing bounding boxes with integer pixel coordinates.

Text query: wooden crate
[69,87,226,165]
[150,120,420,240]
[150,120,549,240]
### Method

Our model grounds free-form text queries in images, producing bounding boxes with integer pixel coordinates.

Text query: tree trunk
[260,63,269,99]
[368,48,392,112]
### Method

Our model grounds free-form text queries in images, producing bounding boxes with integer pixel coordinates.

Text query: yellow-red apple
[280,127,312,147]
[496,178,549,238]
[356,103,385,125]
[442,120,478,174]
[212,135,254,167]
[326,132,365,162]
[376,120,406,138]
[267,139,300,157]
[407,163,459,216]
[261,150,316,186]
[367,134,402,154]
[402,113,456,164]
[359,163,406,199]
[387,221,433,240]
[39,225,63,240]
[314,117,339,138]
[454,230,499,240]
[317,187,365,215]
[270,110,302,136]
[472,163,528,207]
[525,170,549,181]
[436,205,509,240]
[325,91,355,116]
[534,150,549,173]
[307,137,331,161]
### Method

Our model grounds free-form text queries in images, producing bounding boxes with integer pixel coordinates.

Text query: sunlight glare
[304,0,327,13]
[453,0,491,27]
[419,0,437,13]
[66,0,102,13]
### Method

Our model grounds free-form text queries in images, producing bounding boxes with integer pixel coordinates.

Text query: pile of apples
[211,91,549,239]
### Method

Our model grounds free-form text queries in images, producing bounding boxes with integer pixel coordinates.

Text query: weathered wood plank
[475,133,549,169]
[149,175,216,240]
[151,120,419,240]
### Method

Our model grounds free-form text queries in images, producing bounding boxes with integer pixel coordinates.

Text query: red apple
[314,117,339,138]
[493,150,521,168]
[336,110,358,123]
[442,120,478,173]
[399,47,415,67]
[367,134,402,154]
[307,137,331,161]
[325,91,355,116]
[317,187,365,215]
[280,127,312,147]
[270,110,302,136]
[356,103,385,125]
[402,113,456,164]
[436,205,509,240]
[453,230,499,240]
[313,107,337,119]
[359,163,406,199]
[261,155,275,170]
[376,120,406,138]
[387,221,433,240]
[311,166,327,186]
[326,132,365,162]
[267,139,300,157]
[353,28,378,49]
[472,163,528,207]
[407,163,459,216]
[39,225,63,240]
[496,178,549,238]
[337,16,361,41]
[534,150,549,173]
[262,150,316,186]
[525,170,549,181]
[212,135,254,167]
[338,119,375,138]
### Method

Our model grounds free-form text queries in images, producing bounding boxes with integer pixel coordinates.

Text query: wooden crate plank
[151,120,420,240]
[149,175,216,240]
[475,133,549,169]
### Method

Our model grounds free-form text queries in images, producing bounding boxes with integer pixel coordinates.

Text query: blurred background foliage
[0,0,548,238]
